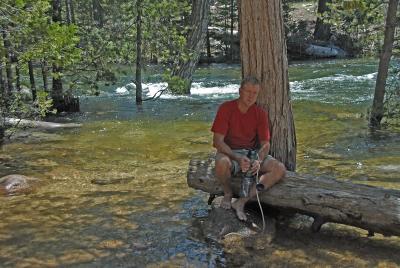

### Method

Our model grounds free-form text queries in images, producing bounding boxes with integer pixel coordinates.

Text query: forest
[0,0,400,267]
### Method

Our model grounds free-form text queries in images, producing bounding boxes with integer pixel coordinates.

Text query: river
[0,58,399,267]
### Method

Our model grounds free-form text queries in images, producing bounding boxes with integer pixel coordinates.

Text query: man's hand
[250,160,261,175]
[238,156,251,172]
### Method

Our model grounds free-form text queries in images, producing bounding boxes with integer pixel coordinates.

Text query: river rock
[0,174,40,195]
[194,196,276,246]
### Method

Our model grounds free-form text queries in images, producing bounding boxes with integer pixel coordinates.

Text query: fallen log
[187,155,400,237]
[5,118,81,129]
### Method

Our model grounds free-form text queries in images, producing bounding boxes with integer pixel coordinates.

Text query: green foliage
[144,0,190,66]
[208,0,238,58]
[164,73,190,95]
[35,90,56,118]
[62,0,190,95]
[325,0,386,55]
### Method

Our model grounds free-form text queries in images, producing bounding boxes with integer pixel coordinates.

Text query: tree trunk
[230,0,234,62]
[0,60,5,145]
[41,60,48,92]
[313,0,332,41]
[206,27,212,64]
[224,2,229,57]
[0,63,5,94]
[52,0,62,22]
[135,0,143,104]
[239,0,296,171]
[92,0,104,27]
[52,0,64,111]
[15,63,21,91]
[2,31,14,94]
[28,61,37,101]
[187,156,400,237]
[0,126,4,146]
[70,0,76,24]
[65,0,75,24]
[370,0,399,127]
[51,64,63,108]
[171,0,210,94]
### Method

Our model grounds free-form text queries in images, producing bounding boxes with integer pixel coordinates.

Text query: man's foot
[232,199,247,221]
[256,183,266,191]
[220,195,232,209]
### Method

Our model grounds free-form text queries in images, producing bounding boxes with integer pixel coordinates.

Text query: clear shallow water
[1,58,400,267]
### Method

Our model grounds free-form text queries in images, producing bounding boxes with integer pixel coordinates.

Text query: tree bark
[52,0,64,111]
[15,64,21,91]
[187,156,400,236]
[92,0,104,27]
[239,0,296,171]
[230,0,235,62]
[65,0,75,24]
[171,0,210,94]
[41,60,48,92]
[52,0,62,22]
[51,63,63,108]
[0,63,5,94]
[206,27,212,64]
[313,0,332,41]
[135,0,143,104]
[370,0,399,127]
[2,31,14,94]
[224,2,229,57]
[28,61,37,101]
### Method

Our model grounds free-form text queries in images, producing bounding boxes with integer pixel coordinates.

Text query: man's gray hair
[240,76,260,89]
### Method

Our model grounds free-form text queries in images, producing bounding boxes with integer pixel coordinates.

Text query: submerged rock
[91,177,135,185]
[0,174,40,195]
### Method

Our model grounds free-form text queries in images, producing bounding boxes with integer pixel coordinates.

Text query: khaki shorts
[230,149,275,176]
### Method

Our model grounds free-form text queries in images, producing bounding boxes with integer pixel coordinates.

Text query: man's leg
[258,157,286,190]
[232,157,286,221]
[232,196,251,221]
[215,152,233,209]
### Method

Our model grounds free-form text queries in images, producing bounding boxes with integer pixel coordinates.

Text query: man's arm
[257,140,270,160]
[213,133,240,161]
[250,140,270,174]
[213,133,250,171]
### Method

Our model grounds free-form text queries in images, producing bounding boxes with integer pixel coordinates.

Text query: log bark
[187,155,400,237]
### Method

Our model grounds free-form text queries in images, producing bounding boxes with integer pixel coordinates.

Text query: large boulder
[0,174,40,195]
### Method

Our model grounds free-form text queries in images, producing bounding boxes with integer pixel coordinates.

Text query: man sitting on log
[211,76,286,221]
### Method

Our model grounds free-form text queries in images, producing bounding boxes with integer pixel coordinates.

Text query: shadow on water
[223,219,400,267]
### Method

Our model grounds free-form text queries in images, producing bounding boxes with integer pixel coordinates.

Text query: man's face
[239,83,260,107]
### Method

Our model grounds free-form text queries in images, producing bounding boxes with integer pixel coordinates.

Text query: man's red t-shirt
[211,99,270,149]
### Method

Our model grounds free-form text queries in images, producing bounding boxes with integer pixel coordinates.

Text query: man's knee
[269,160,286,180]
[274,161,286,181]
[215,153,232,175]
